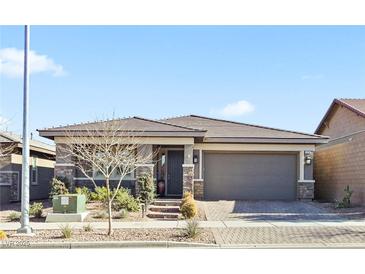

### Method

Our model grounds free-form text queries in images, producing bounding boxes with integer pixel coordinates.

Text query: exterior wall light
[304,151,313,165]
[193,155,199,164]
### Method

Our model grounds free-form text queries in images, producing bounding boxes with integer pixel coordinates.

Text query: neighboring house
[38,115,327,201]
[314,99,365,205]
[0,132,55,207]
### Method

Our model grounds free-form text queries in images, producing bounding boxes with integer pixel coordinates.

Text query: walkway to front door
[166,150,184,196]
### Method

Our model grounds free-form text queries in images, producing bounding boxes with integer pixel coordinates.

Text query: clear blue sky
[1,26,365,141]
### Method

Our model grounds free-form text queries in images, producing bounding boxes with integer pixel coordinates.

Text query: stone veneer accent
[135,164,154,196]
[182,164,194,194]
[193,180,204,200]
[297,181,314,200]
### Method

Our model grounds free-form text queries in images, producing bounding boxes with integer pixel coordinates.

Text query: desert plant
[8,212,20,222]
[181,192,193,207]
[94,210,109,219]
[49,177,69,198]
[75,186,92,202]
[113,188,140,212]
[60,224,73,239]
[180,195,197,219]
[184,219,201,238]
[0,230,7,240]
[138,173,155,207]
[114,209,129,219]
[335,185,354,209]
[29,202,43,218]
[90,186,109,203]
[83,223,93,232]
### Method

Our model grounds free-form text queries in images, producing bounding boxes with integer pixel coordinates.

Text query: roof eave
[202,137,329,144]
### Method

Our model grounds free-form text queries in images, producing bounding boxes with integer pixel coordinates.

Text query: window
[31,157,38,185]
[92,167,134,181]
[31,167,38,185]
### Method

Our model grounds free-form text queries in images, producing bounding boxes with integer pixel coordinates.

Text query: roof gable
[315,99,365,134]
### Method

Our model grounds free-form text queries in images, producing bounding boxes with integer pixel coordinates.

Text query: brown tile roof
[161,115,326,140]
[315,98,365,134]
[0,131,55,154]
[38,117,206,139]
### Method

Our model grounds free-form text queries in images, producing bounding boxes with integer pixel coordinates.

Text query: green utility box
[52,194,86,213]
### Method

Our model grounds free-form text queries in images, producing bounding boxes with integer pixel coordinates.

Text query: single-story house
[38,115,328,201]
[314,98,365,205]
[0,132,55,207]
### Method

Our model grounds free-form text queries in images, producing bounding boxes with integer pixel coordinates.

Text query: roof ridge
[185,114,325,138]
[133,116,205,132]
[337,98,365,115]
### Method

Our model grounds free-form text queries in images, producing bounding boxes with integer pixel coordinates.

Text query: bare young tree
[61,119,156,235]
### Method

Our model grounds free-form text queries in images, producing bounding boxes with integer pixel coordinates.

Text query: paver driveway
[201,200,348,222]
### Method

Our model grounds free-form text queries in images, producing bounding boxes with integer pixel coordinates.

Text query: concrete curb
[0,240,219,249]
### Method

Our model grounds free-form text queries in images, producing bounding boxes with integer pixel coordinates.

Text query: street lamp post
[17,25,33,234]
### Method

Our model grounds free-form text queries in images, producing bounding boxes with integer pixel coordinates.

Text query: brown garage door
[204,152,297,200]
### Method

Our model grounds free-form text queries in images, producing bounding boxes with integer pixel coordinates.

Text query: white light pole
[17,25,33,234]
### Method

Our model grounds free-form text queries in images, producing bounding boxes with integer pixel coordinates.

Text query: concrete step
[147,212,180,220]
[149,205,180,213]
[153,199,181,207]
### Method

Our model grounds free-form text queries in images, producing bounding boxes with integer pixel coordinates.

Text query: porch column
[183,144,194,194]
[297,150,315,200]
[135,144,154,196]
[54,143,75,191]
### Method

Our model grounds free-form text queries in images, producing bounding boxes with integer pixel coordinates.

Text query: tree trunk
[106,178,113,236]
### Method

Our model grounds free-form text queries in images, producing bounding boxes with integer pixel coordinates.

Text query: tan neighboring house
[314,99,365,205]
[39,115,327,201]
[0,132,55,207]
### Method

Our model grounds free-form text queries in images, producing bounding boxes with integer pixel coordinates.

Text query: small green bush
[181,192,193,207]
[180,195,197,219]
[49,178,69,198]
[114,209,129,219]
[60,224,73,239]
[29,202,43,218]
[94,210,108,219]
[113,189,140,212]
[83,223,93,232]
[184,219,201,238]
[138,174,155,206]
[8,212,20,222]
[336,185,354,209]
[75,186,92,202]
[90,186,109,203]
[0,230,7,240]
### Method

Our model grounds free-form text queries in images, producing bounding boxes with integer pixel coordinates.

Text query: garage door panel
[204,153,297,200]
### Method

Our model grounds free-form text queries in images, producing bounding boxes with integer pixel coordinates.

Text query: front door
[167,150,184,196]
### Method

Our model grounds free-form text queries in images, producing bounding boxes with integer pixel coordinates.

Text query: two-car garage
[203,152,298,201]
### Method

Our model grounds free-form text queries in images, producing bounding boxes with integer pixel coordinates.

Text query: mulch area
[3,228,215,244]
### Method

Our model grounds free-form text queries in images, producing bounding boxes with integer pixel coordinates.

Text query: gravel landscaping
[3,228,215,244]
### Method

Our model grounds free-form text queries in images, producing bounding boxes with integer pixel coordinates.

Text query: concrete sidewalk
[2,219,365,231]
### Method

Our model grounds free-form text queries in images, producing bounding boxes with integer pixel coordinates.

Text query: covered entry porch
[136,143,195,198]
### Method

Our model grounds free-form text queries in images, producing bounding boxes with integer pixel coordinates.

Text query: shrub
[184,219,201,238]
[113,188,140,212]
[114,209,129,219]
[181,192,193,207]
[94,210,108,219]
[75,186,92,202]
[138,174,155,206]
[29,202,43,218]
[83,223,93,232]
[49,178,69,198]
[60,224,73,239]
[90,186,109,203]
[180,195,197,219]
[8,212,20,222]
[336,185,354,209]
[0,230,7,240]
